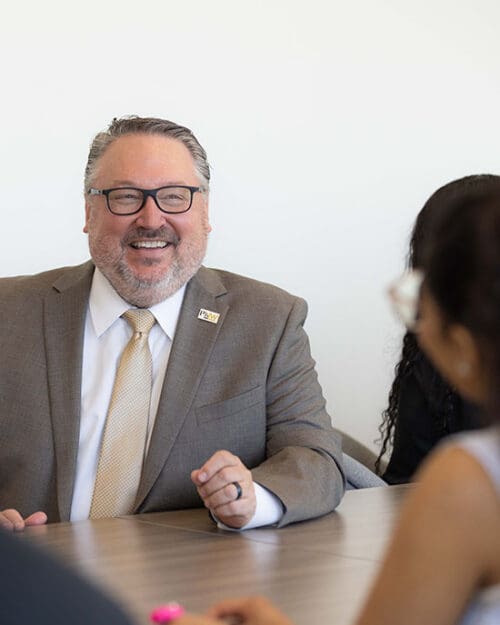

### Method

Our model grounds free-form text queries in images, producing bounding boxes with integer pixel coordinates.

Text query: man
[0,116,344,531]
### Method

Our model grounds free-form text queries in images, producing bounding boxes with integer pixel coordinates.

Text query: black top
[383,353,484,485]
[0,529,133,625]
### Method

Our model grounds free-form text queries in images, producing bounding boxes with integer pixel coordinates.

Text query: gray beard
[87,218,209,308]
[91,231,208,307]
[103,252,204,307]
[103,259,203,308]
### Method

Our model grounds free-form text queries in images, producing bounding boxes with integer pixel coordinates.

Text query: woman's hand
[175,597,293,625]
[208,596,293,625]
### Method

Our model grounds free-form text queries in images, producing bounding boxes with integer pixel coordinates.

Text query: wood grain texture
[23,485,411,625]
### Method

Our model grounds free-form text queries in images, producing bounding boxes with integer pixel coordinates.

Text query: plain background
[2,0,499,455]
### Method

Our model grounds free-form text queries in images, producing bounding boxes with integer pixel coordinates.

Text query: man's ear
[204,197,212,233]
[83,202,91,234]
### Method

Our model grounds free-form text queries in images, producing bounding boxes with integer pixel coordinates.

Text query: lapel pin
[198,308,220,324]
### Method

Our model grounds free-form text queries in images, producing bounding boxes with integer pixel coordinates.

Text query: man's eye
[159,190,188,204]
[114,193,141,202]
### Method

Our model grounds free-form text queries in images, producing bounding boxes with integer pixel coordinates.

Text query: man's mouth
[130,240,169,249]
[124,227,179,250]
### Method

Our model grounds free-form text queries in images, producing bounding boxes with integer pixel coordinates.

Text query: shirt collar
[89,267,186,340]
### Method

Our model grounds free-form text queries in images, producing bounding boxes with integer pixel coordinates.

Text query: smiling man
[85,132,210,308]
[0,116,344,531]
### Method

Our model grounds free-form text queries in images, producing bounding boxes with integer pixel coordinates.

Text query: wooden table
[23,485,410,625]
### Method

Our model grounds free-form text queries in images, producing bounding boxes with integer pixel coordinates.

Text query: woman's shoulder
[438,428,500,495]
[416,428,500,504]
[419,429,500,594]
[413,430,500,572]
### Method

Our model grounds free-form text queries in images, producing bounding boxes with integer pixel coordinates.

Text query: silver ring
[232,481,243,501]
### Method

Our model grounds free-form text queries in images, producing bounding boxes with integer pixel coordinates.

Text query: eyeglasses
[387,269,424,331]
[88,185,203,216]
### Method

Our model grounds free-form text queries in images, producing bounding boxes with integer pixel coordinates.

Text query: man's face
[84,133,211,307]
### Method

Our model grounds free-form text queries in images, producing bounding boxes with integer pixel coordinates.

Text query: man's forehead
[94,133,197,181]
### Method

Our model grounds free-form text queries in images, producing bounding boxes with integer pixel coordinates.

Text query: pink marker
[150,602,185,623]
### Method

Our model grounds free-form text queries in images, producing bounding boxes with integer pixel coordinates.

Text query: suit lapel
[136,267,228,508]
[44,261,94,520]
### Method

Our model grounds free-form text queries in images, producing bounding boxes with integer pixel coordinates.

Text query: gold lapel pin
[197,308,220,324]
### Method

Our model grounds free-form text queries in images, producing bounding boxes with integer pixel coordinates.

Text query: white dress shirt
[71,268,283,529]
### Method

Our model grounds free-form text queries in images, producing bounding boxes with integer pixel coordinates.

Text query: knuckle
[203,497,213,510]
[219,449,235,463]
[3,509,20,521]
[224,483,235,498]
[219,467,232,482]
[208,492,223,508]
[198,486,212,501]
[224,501,239,515]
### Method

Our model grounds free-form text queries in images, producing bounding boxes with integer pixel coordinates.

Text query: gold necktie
[90,309,156,519]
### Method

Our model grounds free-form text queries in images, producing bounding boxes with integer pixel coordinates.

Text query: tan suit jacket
[0,262,344,525]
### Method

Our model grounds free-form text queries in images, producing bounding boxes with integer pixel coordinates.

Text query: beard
[88,223,209,308]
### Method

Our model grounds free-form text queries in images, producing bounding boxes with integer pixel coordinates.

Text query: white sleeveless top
[451,427,500,625]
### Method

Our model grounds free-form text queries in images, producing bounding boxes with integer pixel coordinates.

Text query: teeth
[131,241,168,249]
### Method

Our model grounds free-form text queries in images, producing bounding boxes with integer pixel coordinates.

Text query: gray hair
[84,115,210,193]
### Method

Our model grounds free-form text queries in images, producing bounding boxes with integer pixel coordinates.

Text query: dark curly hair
[376,174,500,474]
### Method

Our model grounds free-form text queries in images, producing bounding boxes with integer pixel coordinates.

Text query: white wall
[2,0,500,454]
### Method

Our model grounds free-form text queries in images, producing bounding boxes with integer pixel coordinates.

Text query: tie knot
[122,309,156,335]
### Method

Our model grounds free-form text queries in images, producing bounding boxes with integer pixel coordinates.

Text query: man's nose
[134,195,166,228]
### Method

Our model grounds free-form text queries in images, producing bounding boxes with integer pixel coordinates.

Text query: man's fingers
[0,509,26,531]
[208,501,250,524]
[192,450,240,485]
[25,511,48,526]
[0,509,48,532]
[209,483,257,528]
[192,451,256,528]
[197,467,248,499]
[201,481,246,510]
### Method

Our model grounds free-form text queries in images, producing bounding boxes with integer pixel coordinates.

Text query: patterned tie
[90,309,156,519]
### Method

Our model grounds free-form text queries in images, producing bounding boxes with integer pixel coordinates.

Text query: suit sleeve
[250,296,345,526]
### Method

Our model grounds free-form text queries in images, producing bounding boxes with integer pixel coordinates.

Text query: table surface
[23,485,410,625]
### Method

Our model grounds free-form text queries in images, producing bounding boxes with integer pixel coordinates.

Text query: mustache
[123,227,180,246]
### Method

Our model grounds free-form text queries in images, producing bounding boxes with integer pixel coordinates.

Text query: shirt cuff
[215,481,284,531]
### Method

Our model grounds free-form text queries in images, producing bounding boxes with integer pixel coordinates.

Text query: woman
[177,179,500,625]
[378,175,500,482]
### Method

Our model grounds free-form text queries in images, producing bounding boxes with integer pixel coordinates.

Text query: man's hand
[0,509,47,532]
[191,450,256,529]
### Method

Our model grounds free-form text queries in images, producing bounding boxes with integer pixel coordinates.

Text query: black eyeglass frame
[87,185,203,215]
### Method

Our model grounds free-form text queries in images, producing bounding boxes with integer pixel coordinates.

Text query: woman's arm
[356,445,500,625]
